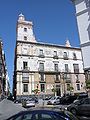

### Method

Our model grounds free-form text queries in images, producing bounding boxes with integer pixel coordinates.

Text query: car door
[56,97,60,104]
[78,98,90,116]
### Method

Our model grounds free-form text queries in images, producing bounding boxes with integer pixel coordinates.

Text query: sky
[0,0,80,92]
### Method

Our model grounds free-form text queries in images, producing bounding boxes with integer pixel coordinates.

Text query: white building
[71,0,90,76]
[13,14,86,99]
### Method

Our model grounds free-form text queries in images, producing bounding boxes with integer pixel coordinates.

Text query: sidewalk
[0,99,26,120]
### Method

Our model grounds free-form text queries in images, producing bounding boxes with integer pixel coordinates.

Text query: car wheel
[70,108,77,115]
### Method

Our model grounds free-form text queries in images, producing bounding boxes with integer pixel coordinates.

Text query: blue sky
[0,0,80,91]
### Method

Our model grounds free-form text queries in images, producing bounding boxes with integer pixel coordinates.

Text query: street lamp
[61,72,66,96]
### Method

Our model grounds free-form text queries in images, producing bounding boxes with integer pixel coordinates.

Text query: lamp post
[61,72,66,96]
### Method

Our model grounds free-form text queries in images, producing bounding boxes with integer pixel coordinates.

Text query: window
[39,49,43,55]
[77,84,80,90]
[39,63,44,71]
[39,49,44,58]
[73,64,79,73]
[54,64,58,71]
[67,84,70,91]
[63,52,68,59]
[41,113,52,120]
[40,73,44,81]
[73,52,77,59]
[75,74,79,82]
[12,115,22,120]
[54,51,57,56]
[23,61,28,70]
[23,84,28,92]
[24,36,27,40]
[22,73,29,82]
[65,64,69,72]
[23,113,32,120]
[24,27,27,32]
[55,74,59,81]
[40,84,45,92]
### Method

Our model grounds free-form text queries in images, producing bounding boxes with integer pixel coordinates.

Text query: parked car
[22,98,35,108]
[60,93,88,105]
[47,96,61,105]
[14,99,22,104]
[77,92,88,100]
[6,107,79,120]
[60,95,77,105]
[67,97,90,116]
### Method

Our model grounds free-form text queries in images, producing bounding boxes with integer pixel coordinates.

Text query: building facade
[0,39,10,99]
[13,14,86,99]
[71,0,90,78]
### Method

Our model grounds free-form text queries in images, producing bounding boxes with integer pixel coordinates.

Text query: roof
[17,40,81,51]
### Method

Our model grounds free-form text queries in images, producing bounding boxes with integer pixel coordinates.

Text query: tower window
[24,28,27,32]
[24,36,27,40]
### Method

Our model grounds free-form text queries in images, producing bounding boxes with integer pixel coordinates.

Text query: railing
[38,54,45,58]
[53,55,58,59]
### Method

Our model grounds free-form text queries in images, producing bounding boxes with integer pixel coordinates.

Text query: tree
[85,79,90,97]
[67,86,74,95]
[52,88,57,96]
[32,89,40,95]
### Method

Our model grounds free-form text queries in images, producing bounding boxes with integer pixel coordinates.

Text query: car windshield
[50,97,56,100]
[73,100,80,105]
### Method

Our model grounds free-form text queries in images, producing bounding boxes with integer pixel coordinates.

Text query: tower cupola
[18,13,25,21]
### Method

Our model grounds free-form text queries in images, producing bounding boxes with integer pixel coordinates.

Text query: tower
[17,13,36,43]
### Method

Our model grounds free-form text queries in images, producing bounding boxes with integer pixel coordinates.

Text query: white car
[22,98,35,108]
[47,96,60,105]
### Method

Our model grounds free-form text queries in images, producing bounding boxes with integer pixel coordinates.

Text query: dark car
[6,107,78,120]
[60,95,77,105]
[67,97,90,116]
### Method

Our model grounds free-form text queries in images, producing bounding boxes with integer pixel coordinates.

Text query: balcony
[23,67,30,71]
[74,69,79,73]
[38,68,44,73]
[39,80,46,83]
[63,56,68,60]
[65,79,71,83]
[73,57,77,60]
[76,80,80,83]
[22,80,29,83]
[38,54,45,58]
[22,77,29,83]
[55,80,60,83]
[53,55,58,59]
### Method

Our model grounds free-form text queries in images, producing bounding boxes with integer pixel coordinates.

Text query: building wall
[72,0,90,70]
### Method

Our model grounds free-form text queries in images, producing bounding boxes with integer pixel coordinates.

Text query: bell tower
[16,13,36,42]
